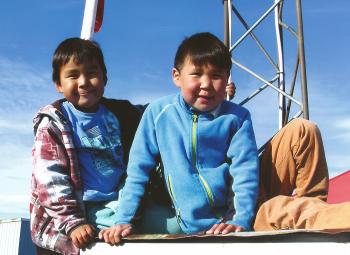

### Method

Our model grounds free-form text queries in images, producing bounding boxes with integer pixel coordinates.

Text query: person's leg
[255,118,331,231]
[85,199,183,234]
[135,198,183,234]
[85,200,119,230]
[258,118,329,204]
[254,195,350,231]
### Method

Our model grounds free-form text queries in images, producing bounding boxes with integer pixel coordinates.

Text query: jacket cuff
[65,218,88,236]
[225,218,251,231]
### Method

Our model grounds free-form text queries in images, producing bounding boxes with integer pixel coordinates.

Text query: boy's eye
[212,74,223,79]
[87,69,100,76]
[66,73,79,79]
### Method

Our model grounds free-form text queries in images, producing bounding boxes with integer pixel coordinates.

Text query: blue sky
[0,0,349,220]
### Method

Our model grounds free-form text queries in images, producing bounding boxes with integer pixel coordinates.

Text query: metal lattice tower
[223,0,309,130]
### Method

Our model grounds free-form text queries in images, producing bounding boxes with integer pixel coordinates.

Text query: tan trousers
[254,118,350,231]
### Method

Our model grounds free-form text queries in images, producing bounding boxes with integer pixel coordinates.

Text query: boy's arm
[32,118,87,235]
[98,107,159,244]
[225,111,259,230]
[113,105,160,225]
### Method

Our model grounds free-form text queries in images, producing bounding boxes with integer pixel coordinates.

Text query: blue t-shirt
[61,102,125,201]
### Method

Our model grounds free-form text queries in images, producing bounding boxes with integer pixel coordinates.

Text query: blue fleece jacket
[115,93,259,232]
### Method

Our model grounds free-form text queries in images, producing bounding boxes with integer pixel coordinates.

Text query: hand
[98,224,133,245]
[206,223,244,235]
[69,224,95,249]
[226,82,236,100]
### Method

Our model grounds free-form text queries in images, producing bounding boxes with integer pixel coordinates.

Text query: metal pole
[223,0,230,48]
[223,0,233,100]
[232,59,302,107]
[230,0,281,51]
[296,0,309,119]
[231,4,279,72]
[274,0,285,129]
[284,54,299,125]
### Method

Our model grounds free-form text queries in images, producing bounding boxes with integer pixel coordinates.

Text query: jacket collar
[177,93,222,118]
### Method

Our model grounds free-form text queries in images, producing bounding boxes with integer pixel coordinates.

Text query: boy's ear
[172,68,181,88]
[55,83,63,93]
[103,76,108,86]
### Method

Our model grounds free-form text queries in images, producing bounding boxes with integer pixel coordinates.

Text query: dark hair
[52,38,107,84]
[174,32,232,74]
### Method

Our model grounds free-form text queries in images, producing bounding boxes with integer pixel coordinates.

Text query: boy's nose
[78,75,89,87]
[200,76,211,89]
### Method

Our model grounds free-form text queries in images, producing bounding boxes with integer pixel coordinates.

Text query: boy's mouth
[79,90,94,96]
[198,95,214,100]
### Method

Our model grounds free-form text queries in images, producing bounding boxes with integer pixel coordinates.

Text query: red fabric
[327,170,350,204]
[94,0,104,32]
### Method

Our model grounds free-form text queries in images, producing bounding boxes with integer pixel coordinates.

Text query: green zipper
[167,175,184,225]
[192,113,221,219]
[192,114,198,167]
[167,175,176,202]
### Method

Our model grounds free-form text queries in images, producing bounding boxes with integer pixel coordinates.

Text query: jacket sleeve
[225,111,259,230]
[114,105,160,224]
[32,116,86,235]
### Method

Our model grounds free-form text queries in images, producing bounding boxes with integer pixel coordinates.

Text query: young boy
[99,32,260,244]
[30,38,143,255]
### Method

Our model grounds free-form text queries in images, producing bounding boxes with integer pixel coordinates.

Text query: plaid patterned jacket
[30,98,142,255]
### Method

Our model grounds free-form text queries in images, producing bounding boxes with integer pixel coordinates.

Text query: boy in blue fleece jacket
[99,32,259,244]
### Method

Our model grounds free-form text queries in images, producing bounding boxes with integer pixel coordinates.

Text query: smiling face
[55,57,105,112]
[173,58,229,112]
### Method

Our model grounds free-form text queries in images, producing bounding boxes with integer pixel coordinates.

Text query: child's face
[55,57,105,112]
[172,58,228,112]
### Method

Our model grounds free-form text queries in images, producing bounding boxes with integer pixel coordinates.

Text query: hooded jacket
[30,98,142,255]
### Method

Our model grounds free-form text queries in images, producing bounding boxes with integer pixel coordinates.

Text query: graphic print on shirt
[80,111,124,176]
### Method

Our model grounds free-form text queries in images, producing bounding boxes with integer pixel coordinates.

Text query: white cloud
[331,118,350,143]
[0,140,32,170]
[141,71,163,80]
[0,194,29,204]
[0,56,42,219]
[327,153,350,178]
[305,6,350,15]
[334,119,350,130]
[0,174,30,219]
[0,118,32,135]
[0,163,32,219]
[0,55,58,120]
[305,75,350,177]
[0,197,29,220]
[332,132,350,143]
[0,56,50,89]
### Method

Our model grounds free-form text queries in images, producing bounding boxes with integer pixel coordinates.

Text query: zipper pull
[176,210,183,225]
[192,113,198,123]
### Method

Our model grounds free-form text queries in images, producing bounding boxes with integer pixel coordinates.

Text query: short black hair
[174,32,232,74]
[52,38,107,84]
